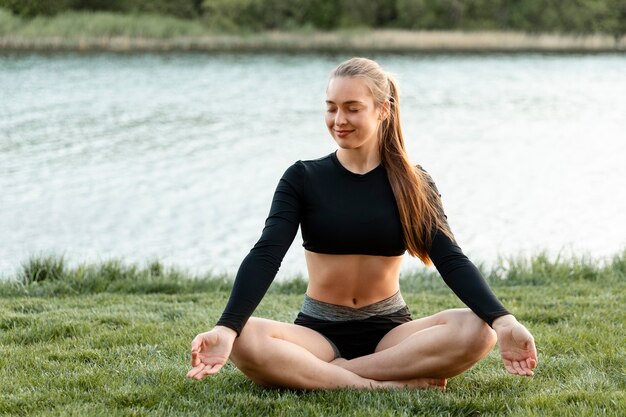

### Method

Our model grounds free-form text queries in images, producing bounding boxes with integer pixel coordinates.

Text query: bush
[202,0,323,31]
[394,0,625,35]
[0,0,623,35]
[0,0,74,17]
[302,0,339,30]
[396,0,464,29]
[202,0,264,31]
[337,0,379,28]
[0,0,202,19]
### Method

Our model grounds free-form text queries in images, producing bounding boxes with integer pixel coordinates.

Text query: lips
[335,129,354,138]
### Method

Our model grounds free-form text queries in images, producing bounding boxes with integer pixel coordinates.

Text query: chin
[333,138,359,149]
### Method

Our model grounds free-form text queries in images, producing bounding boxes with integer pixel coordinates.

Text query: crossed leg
[335,308,497,380]
[229,308,496,390]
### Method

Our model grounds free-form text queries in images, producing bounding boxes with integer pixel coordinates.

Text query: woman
[186,57,537,390]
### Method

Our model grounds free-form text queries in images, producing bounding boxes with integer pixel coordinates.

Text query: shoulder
[280,153,333,190]
[301,153,334,170]
[283,153,334,177]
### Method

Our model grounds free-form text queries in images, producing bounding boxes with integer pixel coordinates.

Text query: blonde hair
[330,57,454,264]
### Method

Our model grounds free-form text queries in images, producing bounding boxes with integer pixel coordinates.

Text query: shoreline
[1,30,625,53]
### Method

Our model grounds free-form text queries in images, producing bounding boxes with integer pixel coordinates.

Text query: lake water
[1,52,625,280]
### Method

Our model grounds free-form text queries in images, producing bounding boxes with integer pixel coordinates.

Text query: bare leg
[229,317,445,390]
[337,308,497,381]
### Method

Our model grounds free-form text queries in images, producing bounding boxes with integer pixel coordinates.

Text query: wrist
[215,325,238,340]
[492,314,517,331]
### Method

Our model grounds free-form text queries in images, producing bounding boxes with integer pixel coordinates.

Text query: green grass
[1,250,625,416]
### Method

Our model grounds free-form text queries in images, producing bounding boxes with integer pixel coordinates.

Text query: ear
[379,100,391,121]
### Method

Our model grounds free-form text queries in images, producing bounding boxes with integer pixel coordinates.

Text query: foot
[330,357,348,366]
[380,377,447,391]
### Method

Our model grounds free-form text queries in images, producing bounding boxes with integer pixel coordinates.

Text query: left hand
[492,315,537,376]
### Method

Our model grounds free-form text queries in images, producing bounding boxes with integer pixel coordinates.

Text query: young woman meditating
[186,57,537,390]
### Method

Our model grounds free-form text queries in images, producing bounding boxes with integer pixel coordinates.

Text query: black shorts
[294,306,412,360]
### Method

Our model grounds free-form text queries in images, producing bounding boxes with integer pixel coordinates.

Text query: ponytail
[380,75,454,264]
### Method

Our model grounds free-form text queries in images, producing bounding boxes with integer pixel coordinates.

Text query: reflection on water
[1,52,625,279]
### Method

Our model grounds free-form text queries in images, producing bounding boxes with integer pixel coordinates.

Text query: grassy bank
[0,250,624,416]
[1,9,624,53]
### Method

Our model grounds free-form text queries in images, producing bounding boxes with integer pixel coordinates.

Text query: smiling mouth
[335,130,354,137]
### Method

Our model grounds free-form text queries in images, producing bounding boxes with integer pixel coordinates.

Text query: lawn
[0,252,624,416]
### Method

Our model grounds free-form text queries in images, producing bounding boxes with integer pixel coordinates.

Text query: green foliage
[3,10,208,38]
[1,0,623,34]
[337,0,379,28]
[202,0,264,31]
[396,0,465,29]
[0,0,74,17]
[0,0,202,19]
[392,0,626,35]
[19,254,66,285]
[303,0,340,30]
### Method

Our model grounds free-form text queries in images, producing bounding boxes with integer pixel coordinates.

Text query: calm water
[1,52,625,279]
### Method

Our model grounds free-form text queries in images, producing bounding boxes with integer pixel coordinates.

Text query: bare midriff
[304,250,403,308]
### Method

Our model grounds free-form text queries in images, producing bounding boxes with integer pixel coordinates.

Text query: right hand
[186,326,237,380]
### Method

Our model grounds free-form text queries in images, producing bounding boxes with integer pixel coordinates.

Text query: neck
[336,145,381,175]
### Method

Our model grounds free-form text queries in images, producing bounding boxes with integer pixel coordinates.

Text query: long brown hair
[330,57,454,264]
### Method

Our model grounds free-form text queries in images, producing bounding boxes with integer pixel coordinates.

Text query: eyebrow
[325,100,365,105]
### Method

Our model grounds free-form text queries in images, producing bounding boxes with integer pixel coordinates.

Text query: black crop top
[300,151,405,256]
[216,152,510,334]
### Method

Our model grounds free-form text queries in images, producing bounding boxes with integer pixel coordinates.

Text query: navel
[352,298,357,305]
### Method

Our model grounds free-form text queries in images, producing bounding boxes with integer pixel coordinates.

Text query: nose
[334,109,347,126]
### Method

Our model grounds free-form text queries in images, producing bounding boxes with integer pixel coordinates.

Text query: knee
[440,309,497,358]
[460,309,497,356]
[475,317,497,354]
[230,318,272,371]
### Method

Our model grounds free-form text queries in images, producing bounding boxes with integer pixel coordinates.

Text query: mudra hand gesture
[186,326,237,380]
[493,315,538,376]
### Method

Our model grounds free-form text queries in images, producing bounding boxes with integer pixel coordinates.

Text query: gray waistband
[301,291,406,321]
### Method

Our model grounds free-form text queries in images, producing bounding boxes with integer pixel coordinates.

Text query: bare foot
[380,377,447,391]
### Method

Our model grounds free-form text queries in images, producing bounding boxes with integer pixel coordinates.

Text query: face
[325,76,386,152]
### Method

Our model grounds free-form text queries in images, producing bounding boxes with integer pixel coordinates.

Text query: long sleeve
[429,230,510,326]
[216,162,305,335]
[419,166,511,326]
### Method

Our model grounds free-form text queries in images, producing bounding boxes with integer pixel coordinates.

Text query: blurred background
[1,1,625,279]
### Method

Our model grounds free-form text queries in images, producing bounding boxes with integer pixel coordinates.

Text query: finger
[503,360,517,375]
[512,361,525,375]
[529,340,538,362]
[190,336,204,367]
[191,336,203,352]
[193,364,223,380]
[186,364,206,379]
[517,360,534,376]
[190,349,200,367]
[204,363,223,375]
